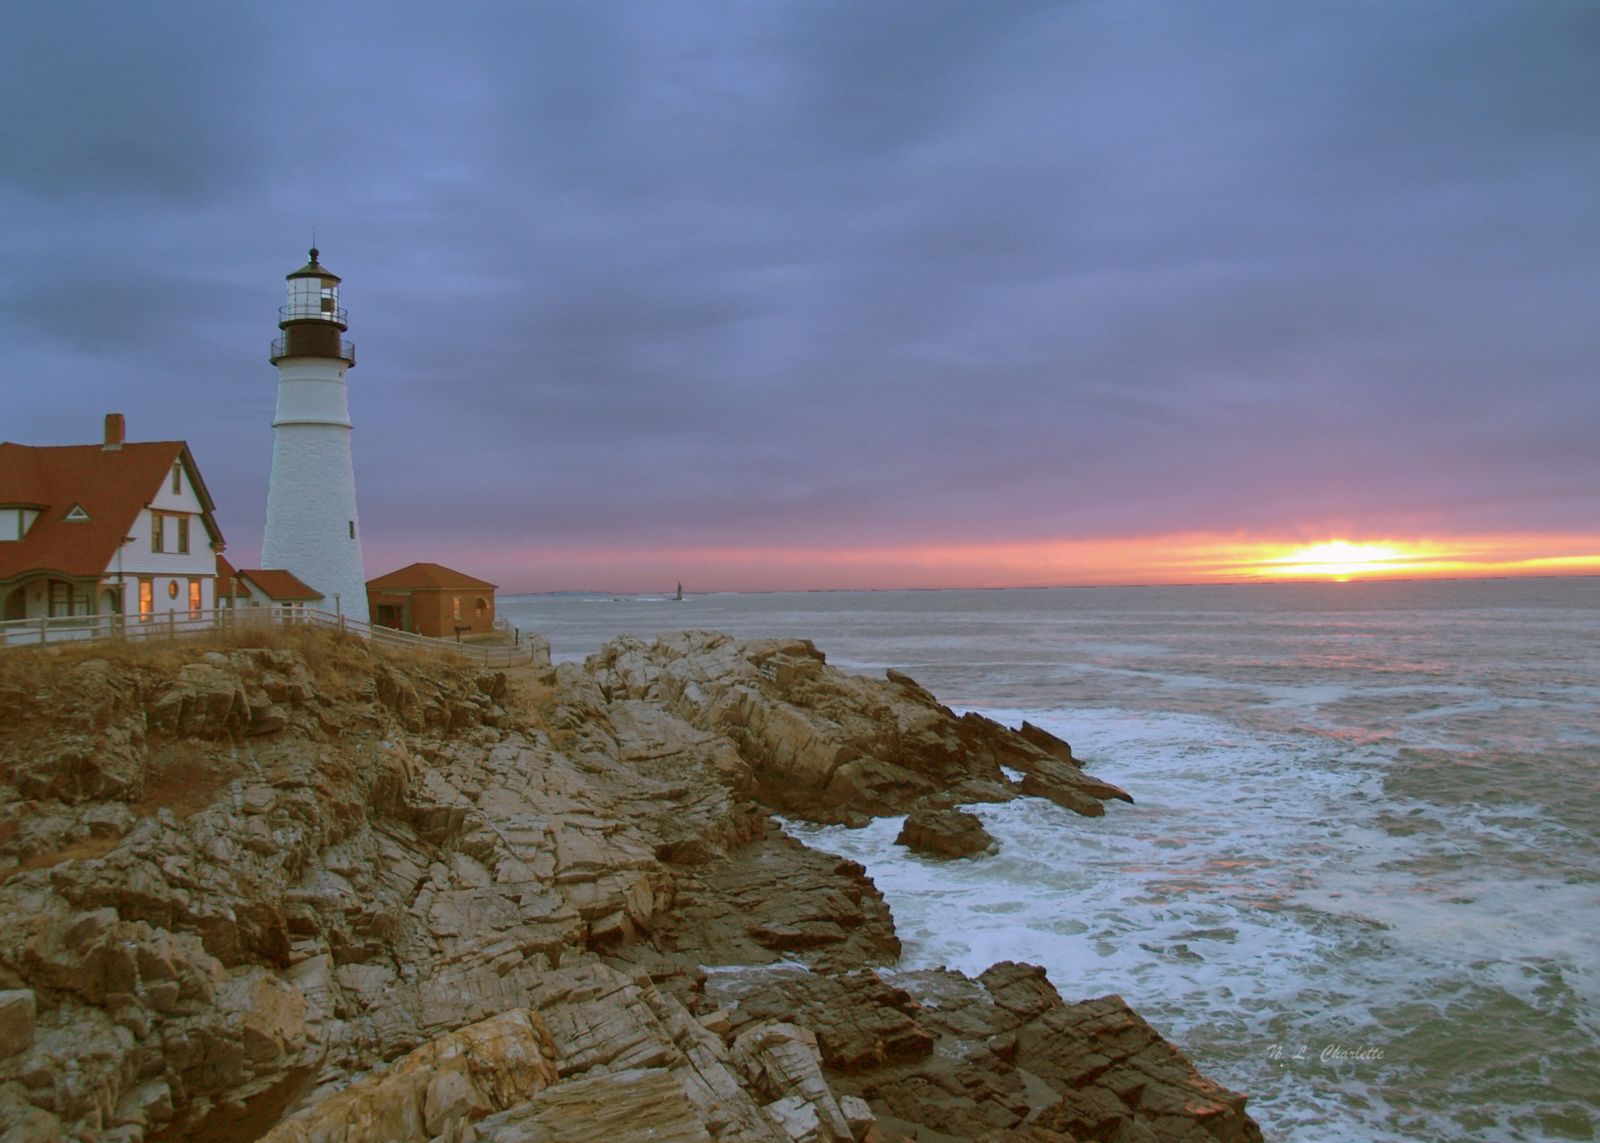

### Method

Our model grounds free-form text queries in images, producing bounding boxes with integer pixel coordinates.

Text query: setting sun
[1258,540,1415,580]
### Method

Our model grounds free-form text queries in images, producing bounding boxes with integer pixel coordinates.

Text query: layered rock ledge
[0,628,1259,1142]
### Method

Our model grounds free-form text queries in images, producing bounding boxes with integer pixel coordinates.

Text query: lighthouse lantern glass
[286,276,340,321]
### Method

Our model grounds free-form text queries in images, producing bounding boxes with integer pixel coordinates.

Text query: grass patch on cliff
[134,740,243,819]
[501,666,559,728]
[0,833,123,885]
[0,623,465,696]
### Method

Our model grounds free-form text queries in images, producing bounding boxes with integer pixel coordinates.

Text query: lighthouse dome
[286,247,342,284]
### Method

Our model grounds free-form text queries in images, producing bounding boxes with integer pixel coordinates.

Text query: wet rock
[1018,756,1134,817]
[1017,721,1076,766]
[895,805,996,859]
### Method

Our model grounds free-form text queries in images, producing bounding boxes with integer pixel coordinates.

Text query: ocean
[496,579,1600,1142]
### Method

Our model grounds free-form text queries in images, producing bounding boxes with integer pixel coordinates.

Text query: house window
[167,580,179,599]
[48,581,89,617]
[177,516,189,554]
[189,580,201,619]
[475,597,488,619]
[452,595,462,621]
[172,462,182,494]
[151,514,165,553]
[139,579,153,621]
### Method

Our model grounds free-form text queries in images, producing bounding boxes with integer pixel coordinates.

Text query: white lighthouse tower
[262,248,369,624]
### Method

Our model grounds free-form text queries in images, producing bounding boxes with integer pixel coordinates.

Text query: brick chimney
[103,413,125,451]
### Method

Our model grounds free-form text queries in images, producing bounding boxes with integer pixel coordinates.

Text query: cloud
[2,1,1596,584]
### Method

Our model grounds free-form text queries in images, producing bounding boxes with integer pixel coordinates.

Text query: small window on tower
[348,520,355,539]
[321,296,335,314]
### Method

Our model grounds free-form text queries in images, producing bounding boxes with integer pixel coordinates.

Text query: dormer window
[1,506,42,540]
[172,462,182,494]
[63,504,90,522]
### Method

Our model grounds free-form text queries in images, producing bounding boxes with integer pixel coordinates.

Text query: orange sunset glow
[417,533,1600,594]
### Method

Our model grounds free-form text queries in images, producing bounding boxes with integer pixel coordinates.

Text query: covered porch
[1,574,121,623]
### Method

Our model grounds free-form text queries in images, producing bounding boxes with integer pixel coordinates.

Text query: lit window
[189,580,201,619]
[151,514,165,553]
[177,516,189,554]
[139,580,153,621]
[167,580,179,600]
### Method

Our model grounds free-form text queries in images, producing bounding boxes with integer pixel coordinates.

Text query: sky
[3,1,1598,591]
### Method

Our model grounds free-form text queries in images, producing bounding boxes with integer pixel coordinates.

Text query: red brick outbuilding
[365,562,497,638]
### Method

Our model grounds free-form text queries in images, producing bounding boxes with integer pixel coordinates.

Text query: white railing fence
[0,606,536,668]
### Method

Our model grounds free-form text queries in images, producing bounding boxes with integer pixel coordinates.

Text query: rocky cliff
[0,628,1261,1143]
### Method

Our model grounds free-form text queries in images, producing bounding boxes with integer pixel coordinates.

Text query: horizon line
[494,571,1600,598]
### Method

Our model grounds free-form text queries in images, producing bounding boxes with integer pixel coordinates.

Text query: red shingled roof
[366,562,497,591]
[237,569,323,602]
[215,555,251,599]
[0,439,223,581]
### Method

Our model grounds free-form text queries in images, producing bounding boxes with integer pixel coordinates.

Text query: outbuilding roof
[366,562,497,591]
[0,438,223,582]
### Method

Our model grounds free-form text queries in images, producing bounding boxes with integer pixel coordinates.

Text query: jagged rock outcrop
[702,963,1259,1143]
[0,629,1255,1143]
[587,631,1131,822]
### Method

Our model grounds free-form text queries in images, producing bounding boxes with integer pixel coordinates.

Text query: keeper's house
[1,415,224,624]
[367,562,497,638]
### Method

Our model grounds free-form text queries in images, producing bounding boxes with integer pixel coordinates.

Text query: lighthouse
[261,248,369,624]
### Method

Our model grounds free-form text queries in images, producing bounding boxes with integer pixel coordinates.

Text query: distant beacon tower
[262,248,369,624]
